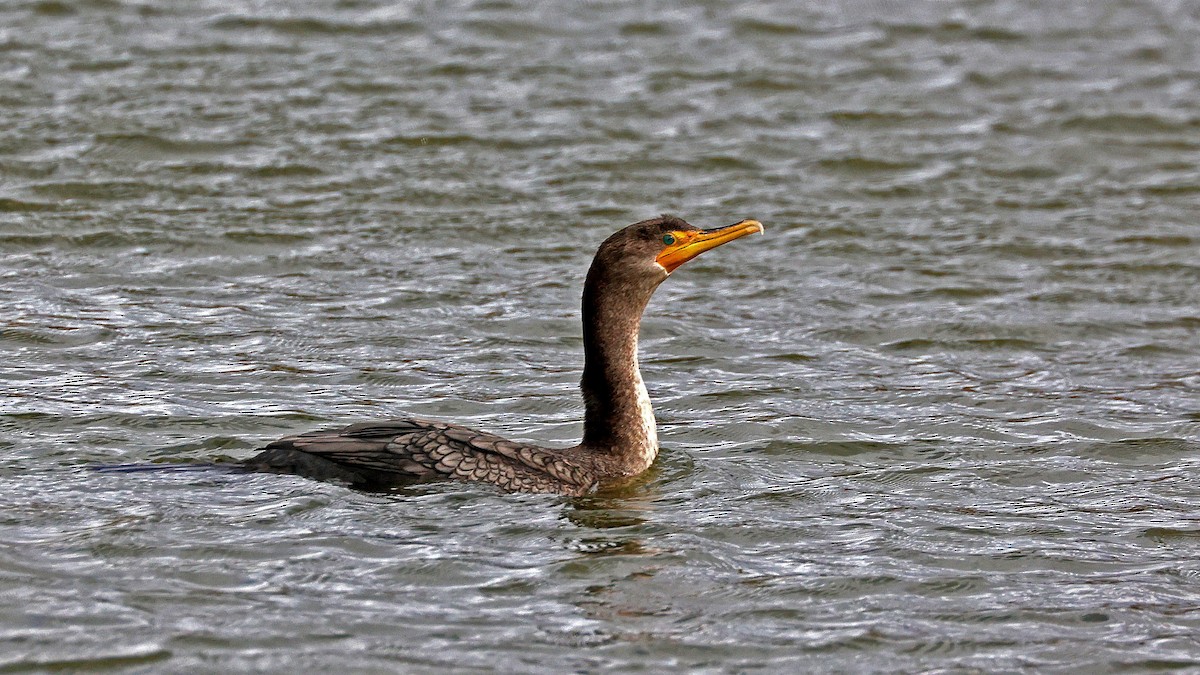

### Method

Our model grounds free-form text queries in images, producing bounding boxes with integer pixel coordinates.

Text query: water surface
[3,0,1200,671]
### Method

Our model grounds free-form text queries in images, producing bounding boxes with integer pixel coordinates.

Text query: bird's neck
[578,274,658,471]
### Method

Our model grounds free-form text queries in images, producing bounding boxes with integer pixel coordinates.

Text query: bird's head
[588,215,764,296]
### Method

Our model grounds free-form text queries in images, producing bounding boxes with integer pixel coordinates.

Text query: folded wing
[245,418,594,495]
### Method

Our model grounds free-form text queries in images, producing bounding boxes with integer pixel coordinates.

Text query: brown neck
[578,264,658,462]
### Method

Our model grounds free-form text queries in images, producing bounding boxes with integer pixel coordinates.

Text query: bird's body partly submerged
[244,215,763,496]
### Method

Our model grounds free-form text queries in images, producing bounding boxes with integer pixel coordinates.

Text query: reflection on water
[3,0,1200,670]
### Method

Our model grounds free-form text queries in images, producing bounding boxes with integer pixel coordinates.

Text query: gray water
[3,0,1200,671]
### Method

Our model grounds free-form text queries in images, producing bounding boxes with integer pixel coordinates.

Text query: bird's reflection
[558,461,667,556]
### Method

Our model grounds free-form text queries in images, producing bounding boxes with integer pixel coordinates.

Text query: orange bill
[655,219,764,273]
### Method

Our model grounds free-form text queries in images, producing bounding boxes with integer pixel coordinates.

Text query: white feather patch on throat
[632,372,659,465]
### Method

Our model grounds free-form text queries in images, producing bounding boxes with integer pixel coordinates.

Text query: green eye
[662,234,676,245]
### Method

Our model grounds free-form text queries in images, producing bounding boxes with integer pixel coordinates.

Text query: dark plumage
[244,215,763,496]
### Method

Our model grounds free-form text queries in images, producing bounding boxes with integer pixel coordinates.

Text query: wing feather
[248,418,594,494]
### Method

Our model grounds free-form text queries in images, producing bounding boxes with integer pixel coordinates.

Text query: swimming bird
[244,215,763,495]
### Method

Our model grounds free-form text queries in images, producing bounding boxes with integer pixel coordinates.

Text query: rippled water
[3,0,1200,671]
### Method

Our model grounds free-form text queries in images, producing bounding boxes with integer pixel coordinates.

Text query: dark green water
[3,0,1200,671]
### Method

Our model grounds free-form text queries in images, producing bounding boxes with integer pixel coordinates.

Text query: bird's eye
[662,234,676,246]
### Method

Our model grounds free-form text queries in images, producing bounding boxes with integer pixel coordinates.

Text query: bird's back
[244,418,596,495]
